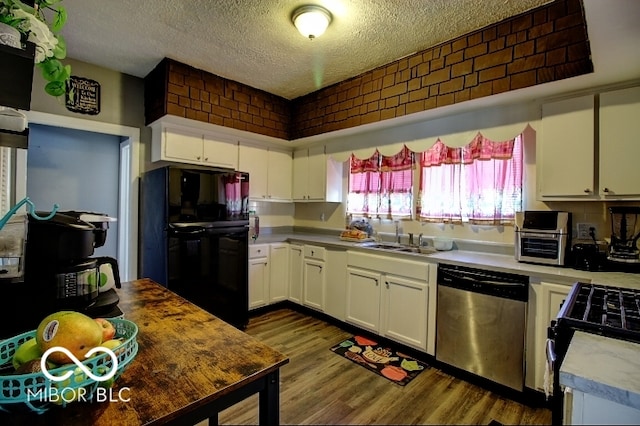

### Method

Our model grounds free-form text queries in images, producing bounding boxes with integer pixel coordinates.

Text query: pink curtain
[418,134,522,225]
[347,145,415,218]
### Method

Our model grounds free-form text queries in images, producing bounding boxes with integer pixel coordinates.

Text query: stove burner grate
[568,284,640,333]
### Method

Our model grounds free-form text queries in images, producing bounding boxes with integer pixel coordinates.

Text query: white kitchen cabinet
[566,388,640,425]
[288,244,304,304]
[292,145,343,202]
[269,243,289,303]
[324,248,347,321]
[346,251,431,352]
[239,143,292,201]
[528,280,572,392]
[302,245,326,311]
[248,244,270,310]
[538,86,640,200]
[599,86,640,198]
[539,95,595,198]
[151,123,238,169]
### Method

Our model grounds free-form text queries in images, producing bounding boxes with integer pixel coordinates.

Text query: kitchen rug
[330,335,429,386]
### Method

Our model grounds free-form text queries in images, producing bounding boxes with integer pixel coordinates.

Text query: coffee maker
[0,209,121,338]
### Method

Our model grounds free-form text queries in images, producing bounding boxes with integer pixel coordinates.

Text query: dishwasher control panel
[437,263,528,301]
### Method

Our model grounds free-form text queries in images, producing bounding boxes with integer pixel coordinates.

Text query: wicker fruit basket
[0,318,138,414]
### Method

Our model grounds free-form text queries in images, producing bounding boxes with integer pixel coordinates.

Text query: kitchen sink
[355,241,436,255]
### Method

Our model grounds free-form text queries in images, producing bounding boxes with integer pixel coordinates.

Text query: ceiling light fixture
[292,5,332,40]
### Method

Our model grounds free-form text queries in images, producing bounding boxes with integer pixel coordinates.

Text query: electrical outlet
[577,222,597,240]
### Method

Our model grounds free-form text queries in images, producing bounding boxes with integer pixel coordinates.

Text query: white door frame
[22,111,140,281]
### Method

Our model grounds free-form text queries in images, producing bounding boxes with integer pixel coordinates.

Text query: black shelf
[0,41,35,110]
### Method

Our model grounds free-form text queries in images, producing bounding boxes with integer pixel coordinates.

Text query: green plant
[0,0,70,97]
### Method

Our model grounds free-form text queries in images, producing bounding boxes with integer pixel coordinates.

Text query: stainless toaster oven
[515,211,571,266]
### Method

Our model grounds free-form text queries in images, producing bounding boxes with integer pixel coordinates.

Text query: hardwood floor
[218,308,551,425]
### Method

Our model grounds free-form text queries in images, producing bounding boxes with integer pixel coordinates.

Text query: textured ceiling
[59,0,552,100]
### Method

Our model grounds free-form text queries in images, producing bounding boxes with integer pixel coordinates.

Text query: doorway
[22,111,140,281]
[26,124,120,258]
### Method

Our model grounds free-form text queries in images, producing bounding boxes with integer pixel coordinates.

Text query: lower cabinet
[527,279,572,392]
[269,243,289,304]
[288,244,304,305]
[565,387,640,425]
[346,252,431,352]
[303,245,326,312]
[248,244,269,310]
[248,243,289,309]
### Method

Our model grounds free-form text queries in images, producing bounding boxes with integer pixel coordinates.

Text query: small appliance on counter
[607,206,640,264]
[514,211,571,266]
[0,205,122,338]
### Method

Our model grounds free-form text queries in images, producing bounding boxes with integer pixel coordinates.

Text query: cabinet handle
[583,188,590,193]
[602,187,610,193]
[204,157,208,161]
[311,250,314,256]
[197,156,201,160]
[375,279,378,286]
[385,281,389,289]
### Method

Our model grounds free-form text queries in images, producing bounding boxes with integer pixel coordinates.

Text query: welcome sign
[65,76,100,115]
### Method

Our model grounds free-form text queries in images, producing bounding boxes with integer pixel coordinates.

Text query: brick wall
[290,0,592,138]
[145,58,291,140]
[144,0,592,141]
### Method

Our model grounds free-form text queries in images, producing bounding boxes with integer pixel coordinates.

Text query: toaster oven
[515,211,571,266]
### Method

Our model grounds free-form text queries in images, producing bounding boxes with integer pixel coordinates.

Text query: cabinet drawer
[348,251,429,282]
[249,244,269,259]
[304,245,326,261]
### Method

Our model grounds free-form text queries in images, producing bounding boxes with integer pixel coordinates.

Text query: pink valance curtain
[347,145,415,218]
[418,134,522,225]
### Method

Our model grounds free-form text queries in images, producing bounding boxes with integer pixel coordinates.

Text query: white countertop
[255,232,640,290]
[560,331,640,410]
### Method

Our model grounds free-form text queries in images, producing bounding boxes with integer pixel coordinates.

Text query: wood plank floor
[218,308,551,425]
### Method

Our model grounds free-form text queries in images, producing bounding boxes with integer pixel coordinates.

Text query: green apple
[12,338,43,370]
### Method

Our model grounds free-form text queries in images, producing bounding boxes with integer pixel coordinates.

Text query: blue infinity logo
[40,346,119,382]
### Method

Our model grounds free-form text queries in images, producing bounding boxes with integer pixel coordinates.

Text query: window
[347,146,414,219]
[418,134,523,225]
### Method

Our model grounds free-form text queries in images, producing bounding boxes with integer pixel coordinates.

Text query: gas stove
[548,282,640,424]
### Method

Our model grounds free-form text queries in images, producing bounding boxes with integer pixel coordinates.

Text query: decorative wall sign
[65,76,101,115]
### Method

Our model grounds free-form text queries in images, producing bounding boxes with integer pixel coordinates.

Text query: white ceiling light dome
[292,5,332,40]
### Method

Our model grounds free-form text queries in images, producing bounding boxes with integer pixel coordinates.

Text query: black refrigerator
[140,166,250,329]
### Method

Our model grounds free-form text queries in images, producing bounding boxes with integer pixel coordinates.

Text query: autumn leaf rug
[330,335,429,386]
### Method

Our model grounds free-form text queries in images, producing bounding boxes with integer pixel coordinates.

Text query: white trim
[24,111,140,282]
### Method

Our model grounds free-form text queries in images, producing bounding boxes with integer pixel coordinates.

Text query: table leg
[258,370,280,425]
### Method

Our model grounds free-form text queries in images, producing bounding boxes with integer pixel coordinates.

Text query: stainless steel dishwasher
[436,263,529,391]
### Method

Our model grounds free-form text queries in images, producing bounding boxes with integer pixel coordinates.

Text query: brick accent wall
[290,0,593,138]
[144,0,592,141]
[145,58,291,140]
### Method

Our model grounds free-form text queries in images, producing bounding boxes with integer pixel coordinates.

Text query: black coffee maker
[0,211,121,338]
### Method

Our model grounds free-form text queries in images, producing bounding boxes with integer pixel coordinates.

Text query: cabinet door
[599,86,640,197]
[380,274,428,351]
[292,149,308,200]
[303,258,325,311]
[539,95,595,197]
[248,256,269,310]
[164,128,203,162]
[238,144,268,199]
[288,244,303,304]
[203,136,237,169]
[345,266,381,333]
[269,243,289,303]
[267,150,292,201]
[307,145,326,200]
[533,281,571,392]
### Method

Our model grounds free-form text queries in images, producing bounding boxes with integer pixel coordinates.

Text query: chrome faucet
[418,233,424,247]
[408,233,414,246]
[395,221,400,244]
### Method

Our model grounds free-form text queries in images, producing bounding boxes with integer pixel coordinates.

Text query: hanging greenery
[0,0,70,97]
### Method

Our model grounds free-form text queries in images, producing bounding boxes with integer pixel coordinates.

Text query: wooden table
[1,279,289,425]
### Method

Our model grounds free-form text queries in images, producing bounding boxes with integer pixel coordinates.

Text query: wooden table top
[1,278,289,425]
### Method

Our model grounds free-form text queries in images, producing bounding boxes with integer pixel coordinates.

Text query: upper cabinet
[292,145,343,202]
[238,143,292,202]
[599,86,640,198]
[539,95,595,199]
[150,120,238,169]
[538,86,640,200]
